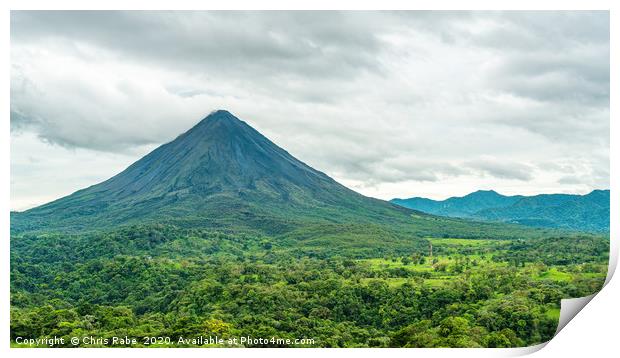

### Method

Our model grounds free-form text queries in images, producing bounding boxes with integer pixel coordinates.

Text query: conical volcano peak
[178,109,259,148]
[193,109,248,133]
[13,110,414,234]
[202,109,241,124]
[27,109,346,214]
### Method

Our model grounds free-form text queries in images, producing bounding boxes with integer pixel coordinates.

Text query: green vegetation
[11,225,608,348]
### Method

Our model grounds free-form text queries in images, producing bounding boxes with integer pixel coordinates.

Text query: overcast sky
[10,11,609,211]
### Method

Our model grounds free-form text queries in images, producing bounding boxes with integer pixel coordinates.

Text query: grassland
[356,237,607,322]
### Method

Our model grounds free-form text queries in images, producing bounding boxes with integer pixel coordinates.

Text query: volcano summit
[11,110,419,234]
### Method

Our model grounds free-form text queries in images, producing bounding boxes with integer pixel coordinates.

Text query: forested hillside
[392,190,610,232]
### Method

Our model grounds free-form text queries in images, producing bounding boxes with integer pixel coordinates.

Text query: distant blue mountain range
[391,189,610,232]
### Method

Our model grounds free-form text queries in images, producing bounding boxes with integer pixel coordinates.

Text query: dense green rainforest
[10,224,608,348]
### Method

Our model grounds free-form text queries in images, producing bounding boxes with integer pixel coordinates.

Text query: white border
[2,1,616,357]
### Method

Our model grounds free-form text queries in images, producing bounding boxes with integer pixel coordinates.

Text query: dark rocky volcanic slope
[11,110,416,234]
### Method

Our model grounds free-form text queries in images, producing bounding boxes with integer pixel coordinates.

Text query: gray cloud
[11,11,390,81]
[465,159,534,181]
[10,11,609,208]
[558,176,584,185]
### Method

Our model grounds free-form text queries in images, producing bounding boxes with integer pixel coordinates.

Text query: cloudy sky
[10,11,609,211]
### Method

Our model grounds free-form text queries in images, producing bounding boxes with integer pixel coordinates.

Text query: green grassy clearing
[427,237,507,246]
[535,268,572,282]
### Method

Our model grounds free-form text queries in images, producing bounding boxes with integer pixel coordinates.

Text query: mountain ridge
[391,189,610,232]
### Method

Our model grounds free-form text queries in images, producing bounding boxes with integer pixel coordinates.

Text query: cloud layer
[10,11,609,210]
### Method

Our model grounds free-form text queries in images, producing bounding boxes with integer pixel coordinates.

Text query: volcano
[11,110,418,234]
